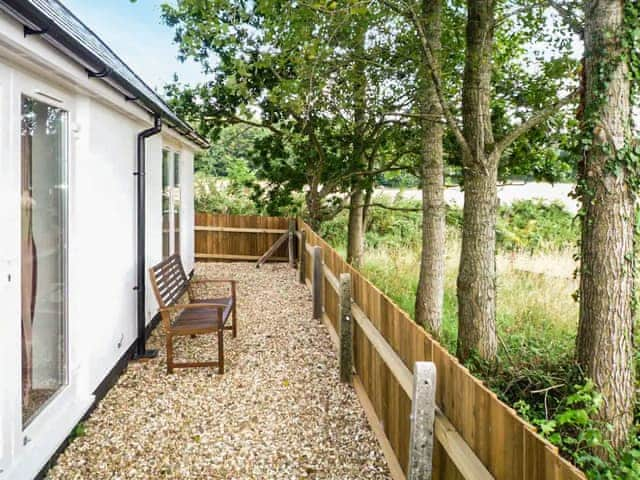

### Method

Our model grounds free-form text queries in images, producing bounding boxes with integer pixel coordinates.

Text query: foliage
[70,422,87,439]
[516,382,640,479]
[496,200,578,252]
[193,124,266,179]
[194,174,259,215]
[161,0,421,226]
[321,196,578,253]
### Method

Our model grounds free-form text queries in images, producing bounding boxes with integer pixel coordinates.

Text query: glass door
[20,95,68,427]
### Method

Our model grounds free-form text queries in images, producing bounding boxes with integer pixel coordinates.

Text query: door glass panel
[162,149,171,259]
[173,153,181,255]
[21,95,68,426]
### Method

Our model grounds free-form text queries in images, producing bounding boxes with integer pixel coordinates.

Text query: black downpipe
[134,116,162,359]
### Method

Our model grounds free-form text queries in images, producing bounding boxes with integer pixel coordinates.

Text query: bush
[497,200,578,252]
[194,174,259,215]
[516,381,640,479]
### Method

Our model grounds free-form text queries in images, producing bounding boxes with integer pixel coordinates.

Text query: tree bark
[456,0,498,362]
[306,186,323,231]
[347,187,366,267]
[415,0,445,337]
[456,162,498,360]
[576,0,635,449]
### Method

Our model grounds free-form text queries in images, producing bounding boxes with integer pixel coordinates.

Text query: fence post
[298,229,306,284]
[408,362,437,480]
[288,217,296,268]
[339,273,353,383]
[312,246,323,320]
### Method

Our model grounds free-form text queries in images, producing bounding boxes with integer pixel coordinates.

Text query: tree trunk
[415,0,445,337]
[456,163,498,360]
[347,187,366,268]
[456,0,498,362]
[362,184,373,230]
[346,21,368,269]
[576,0,634,449]
[306,187,323,231]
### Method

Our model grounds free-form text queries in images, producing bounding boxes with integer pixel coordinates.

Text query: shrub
[497,200,578,252]
[194,174,259,215]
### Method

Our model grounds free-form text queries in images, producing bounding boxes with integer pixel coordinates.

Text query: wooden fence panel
[195,213,289,261]
[294,218,585,480]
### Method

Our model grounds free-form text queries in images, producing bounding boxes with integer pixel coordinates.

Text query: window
[21,95,68,426]
[161,149,182,259]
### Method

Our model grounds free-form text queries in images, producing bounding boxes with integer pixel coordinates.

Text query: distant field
[379,182,579,214]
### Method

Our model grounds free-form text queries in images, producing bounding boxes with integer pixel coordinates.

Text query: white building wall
[0,10,200,478]
[145,134,163,324]
[76,98,141,391]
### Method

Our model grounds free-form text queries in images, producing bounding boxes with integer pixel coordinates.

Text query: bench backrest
[149,254,189,308]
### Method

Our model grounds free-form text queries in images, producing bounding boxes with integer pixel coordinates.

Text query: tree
[162,0,418,234]
[575,0,637,450]
[414,0,445,336]
[390,0,578,361]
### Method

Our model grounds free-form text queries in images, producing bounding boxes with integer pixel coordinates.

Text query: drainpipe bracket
[86,67,111,78]
[24,25,49,37]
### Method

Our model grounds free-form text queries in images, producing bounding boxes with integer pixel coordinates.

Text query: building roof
[0,0,209,148]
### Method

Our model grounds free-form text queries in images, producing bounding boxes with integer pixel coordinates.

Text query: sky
[61,0,207,90]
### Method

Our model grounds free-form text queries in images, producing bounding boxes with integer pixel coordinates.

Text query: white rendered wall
[76,98,141,391]
[0,11,199,478]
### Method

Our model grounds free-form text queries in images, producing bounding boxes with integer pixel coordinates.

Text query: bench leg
[231,283,238,338]
[217,328,224,374]
[166,334,174,374]
[232,303,237,338]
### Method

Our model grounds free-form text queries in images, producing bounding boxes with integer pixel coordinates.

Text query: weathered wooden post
[408,362,437,480]
[298,229,306,284]
[288,217,296,268]
[339,273,353,383]
[312,246,323,320]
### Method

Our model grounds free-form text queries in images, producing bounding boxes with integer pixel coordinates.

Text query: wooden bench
[148,254,237,374]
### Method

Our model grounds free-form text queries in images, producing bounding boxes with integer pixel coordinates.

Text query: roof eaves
[0,0,209,149]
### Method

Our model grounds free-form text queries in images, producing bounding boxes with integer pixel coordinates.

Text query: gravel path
[47,262,391,480]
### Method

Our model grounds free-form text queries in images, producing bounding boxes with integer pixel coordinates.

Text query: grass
[357,232,579,411]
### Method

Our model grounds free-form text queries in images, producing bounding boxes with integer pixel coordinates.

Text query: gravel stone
[47,262,392,480]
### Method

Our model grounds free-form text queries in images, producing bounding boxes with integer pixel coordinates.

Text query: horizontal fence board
[195,253,288,261]
[195,226,287,234]
[195,213,289,260]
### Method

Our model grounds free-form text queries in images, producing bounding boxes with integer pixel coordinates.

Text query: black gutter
[134,116,162,359]
[0,0,209,149]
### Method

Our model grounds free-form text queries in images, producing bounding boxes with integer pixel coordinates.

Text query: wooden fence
[193,213,586,479]
[297,219,586,480]
[195,213,289,262]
